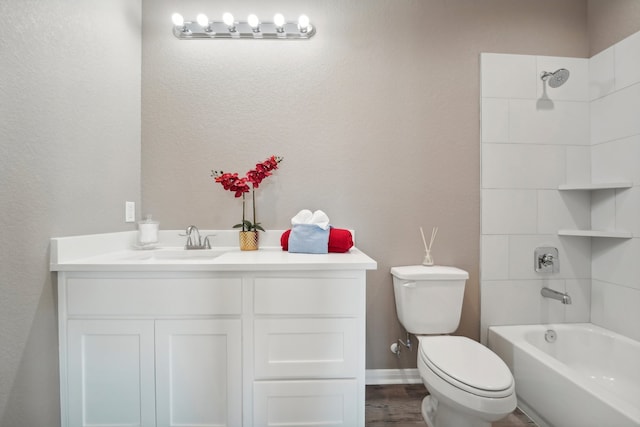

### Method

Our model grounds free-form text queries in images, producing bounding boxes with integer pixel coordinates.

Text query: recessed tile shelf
[558,229,632,238]
[557,181,633,239]
[558,182,633,191]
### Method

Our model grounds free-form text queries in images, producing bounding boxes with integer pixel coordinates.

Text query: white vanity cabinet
[59,272,243,427]
[52,231,376,427]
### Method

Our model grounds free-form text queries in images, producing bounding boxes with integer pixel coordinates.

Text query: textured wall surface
[141,0,588,370]
[0,0,141,425]
[588,0,640,55]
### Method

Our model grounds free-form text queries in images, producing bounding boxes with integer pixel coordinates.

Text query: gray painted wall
[0,0,141,425]
[588,0,640,55]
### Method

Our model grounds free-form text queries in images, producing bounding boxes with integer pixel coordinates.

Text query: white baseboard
[365,368,422,385]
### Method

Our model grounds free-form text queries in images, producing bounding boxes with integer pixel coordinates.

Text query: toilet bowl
[417,335,516,427]
[390,265,516,427]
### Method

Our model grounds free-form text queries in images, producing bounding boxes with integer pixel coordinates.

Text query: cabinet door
[155,319,242,427]
[67,320,156,427]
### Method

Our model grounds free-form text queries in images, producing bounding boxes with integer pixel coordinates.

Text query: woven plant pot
[239,231,259,251]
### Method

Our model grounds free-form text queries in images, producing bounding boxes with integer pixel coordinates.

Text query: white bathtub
[488,323,640,427]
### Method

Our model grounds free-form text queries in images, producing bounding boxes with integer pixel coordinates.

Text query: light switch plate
[125,201,135,223]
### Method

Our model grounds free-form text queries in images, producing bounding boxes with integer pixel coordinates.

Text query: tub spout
[541,287,572,304]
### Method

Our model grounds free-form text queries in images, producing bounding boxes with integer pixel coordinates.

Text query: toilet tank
[390,265,469,334]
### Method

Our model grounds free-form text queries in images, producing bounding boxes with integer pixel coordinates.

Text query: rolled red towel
[281,229,292,250]
[281,228,353,253]
[328,228,354,253]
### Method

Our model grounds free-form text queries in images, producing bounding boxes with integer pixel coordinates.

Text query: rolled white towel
[310,210,330,230]
[291,209,330,230]
[291,209,313,225]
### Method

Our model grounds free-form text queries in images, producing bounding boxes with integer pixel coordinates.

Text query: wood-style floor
[366,384,537,427]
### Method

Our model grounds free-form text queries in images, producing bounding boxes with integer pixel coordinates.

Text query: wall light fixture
[171,13,316,39]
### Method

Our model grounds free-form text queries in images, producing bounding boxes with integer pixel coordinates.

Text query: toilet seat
[418,336,513,398]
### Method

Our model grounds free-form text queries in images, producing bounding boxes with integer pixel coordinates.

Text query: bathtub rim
[488,322,640,426]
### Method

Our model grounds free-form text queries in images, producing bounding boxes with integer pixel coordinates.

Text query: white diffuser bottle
[137,214,159,248]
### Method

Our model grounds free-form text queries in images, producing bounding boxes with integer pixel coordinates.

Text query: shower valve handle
[538,254,554,268]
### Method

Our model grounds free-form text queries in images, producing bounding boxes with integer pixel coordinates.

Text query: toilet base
[421,395,491,427]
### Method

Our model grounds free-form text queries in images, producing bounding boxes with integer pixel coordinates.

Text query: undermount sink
[154,248,227,259]
[118,247,228,262]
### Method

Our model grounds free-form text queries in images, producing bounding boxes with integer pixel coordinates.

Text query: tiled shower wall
[479,53,591,343]
[480,30,640,343]
[589,31,640,342]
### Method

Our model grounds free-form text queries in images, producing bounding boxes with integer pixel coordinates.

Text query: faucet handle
[539,253,554,267]
[203,235,216,249]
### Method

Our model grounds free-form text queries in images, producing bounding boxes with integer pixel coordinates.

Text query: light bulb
[298,14,310,32]
[171,13,184,27]
[196,13,209,28]
[222,12,235,27]
[247,14,260,30]
[273,13,285,30]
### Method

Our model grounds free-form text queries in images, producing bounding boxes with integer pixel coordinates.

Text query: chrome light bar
[172,13,316,40]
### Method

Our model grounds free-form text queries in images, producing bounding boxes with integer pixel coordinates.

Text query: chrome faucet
[541,287,572,305]
[181,225,211,250]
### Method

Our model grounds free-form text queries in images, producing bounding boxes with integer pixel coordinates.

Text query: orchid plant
[211,155,283,232]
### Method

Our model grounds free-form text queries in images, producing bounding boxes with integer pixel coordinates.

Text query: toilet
[390,265,516,427]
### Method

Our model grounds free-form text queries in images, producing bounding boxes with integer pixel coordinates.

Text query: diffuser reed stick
[420,226,438,266]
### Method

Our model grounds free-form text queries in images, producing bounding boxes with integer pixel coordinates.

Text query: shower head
[541,68,570,88]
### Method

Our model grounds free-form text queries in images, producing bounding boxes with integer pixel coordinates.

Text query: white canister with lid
[137,214,159,247]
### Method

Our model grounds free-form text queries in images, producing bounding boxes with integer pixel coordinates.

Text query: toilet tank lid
[390,265,469,280]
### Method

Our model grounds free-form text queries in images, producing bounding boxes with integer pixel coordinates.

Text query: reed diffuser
[420,226,438,266]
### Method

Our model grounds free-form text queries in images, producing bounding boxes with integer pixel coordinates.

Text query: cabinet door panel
[253,380,358,427]
[254,318,358,379]
[155,319,242,427]
[67,320,156,427]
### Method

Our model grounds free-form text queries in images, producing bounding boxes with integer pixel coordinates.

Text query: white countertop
[50,230,377,272]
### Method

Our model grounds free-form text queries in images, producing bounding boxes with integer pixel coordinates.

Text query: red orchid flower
[211,156,283,231]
